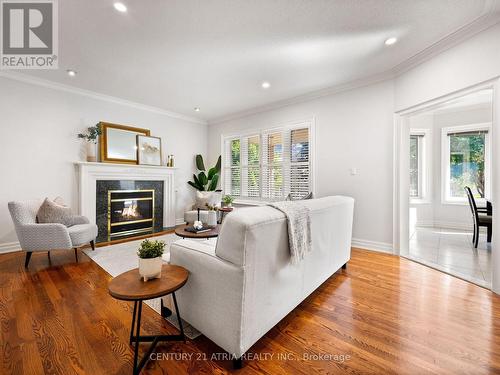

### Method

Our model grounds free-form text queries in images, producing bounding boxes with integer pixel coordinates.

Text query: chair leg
[24,252,32,268]
[472,223,476,244]
[474,226,479,248]
[342,263,347,270]
[233,357,243,369]
[90,240,95,250]
[47,251,51,261]
[487,225,492,243]
[74,248,78,262]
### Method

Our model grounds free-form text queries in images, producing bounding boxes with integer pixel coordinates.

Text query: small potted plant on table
[222,195,234,208]
[137,239,165,282]
[77,124,101,162]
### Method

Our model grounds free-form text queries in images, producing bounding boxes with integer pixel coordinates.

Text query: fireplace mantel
[75,162,176,229]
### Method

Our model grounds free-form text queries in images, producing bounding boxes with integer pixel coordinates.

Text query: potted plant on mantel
[77,124,101,162]
[137,239,165,282]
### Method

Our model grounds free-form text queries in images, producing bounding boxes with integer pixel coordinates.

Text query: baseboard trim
[351,238,393,254]
[0,241,20,254]
[175,218,186,225]
[415,220,484,232]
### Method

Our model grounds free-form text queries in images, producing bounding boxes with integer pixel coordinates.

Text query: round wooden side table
[108,264,189,375]
[174,224,220,239]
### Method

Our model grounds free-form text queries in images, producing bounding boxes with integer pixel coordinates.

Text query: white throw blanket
[268,201,312,264]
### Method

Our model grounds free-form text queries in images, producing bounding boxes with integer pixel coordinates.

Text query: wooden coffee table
[174,224,220,239]
[108,264,189,375]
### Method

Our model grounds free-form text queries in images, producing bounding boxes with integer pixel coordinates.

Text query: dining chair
[464,186,492,248]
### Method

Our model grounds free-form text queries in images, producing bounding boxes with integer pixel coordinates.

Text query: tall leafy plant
[188,155,221,191]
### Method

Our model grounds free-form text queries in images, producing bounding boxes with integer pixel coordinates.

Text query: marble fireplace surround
[75,162,176,230]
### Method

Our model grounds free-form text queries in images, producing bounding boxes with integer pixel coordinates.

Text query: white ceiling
[18,0,500,123]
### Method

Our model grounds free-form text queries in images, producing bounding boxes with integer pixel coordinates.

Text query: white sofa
[170,196,354,364]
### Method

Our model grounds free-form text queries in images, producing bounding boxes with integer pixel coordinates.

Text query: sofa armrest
[170,240,246,356]
[18,223,72,251]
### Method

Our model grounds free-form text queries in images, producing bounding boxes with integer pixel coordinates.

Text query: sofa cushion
[194,191,222,210]
[37,198,73,226]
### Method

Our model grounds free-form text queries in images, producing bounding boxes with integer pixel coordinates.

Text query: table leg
[128,297,186,374]
[133,301,142,374]
[172,292,185,341]
[130,301,137,345]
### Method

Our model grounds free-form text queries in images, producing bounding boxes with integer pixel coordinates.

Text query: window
[409,131,427,201]
[442,124,491,203]
[223,122,313,201]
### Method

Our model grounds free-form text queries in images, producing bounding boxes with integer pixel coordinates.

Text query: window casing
[223,122,313,202]
[441,123,491,204]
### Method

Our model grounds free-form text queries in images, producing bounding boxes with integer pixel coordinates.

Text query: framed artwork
[137,135,162,166]
[99,122,150,164]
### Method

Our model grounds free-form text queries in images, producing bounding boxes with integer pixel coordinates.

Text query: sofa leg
[342,263,347,270]
[233,357,243,369]
[74,248,78,262]
[24,252,32,268]
[90,240,95,250]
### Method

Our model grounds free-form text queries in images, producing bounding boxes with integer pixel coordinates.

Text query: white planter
[138,257,162,282]
[86,142,97,162]
[207,210,217,226]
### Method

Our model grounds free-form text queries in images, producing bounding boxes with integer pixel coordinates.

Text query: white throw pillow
[194,191,222,210]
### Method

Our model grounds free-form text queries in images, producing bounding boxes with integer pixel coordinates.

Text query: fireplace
[108,189,155,238]
[94,179,165,242]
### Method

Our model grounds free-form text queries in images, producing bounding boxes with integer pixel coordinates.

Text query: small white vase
[138,257,162,282]
[207,210,217,226]
[86,142,97,162]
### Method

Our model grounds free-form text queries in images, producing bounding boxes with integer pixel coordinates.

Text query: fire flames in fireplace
[121,201,142,219]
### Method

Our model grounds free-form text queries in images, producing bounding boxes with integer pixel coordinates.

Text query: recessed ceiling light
[261,81,271,89]
[67,69,77,77]
[113,2,127,12]
[384,37,398,46]
[194,107,200,112]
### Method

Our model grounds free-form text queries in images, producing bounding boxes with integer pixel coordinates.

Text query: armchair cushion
[17,223,72,251]
[67,224,98,247]
[194,191,222,210]
[37,198,73,226]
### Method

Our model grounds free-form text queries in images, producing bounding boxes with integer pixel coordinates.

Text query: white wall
[0,76,207,252]
[208,80,395,251]
[395,23,500,111]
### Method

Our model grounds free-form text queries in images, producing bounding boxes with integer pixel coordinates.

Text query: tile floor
[408,226,492,288]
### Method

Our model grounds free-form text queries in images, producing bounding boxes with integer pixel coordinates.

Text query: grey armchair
[8,200,98,267]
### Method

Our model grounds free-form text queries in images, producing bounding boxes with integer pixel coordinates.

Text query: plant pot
[86,142,97,162]
[207,210,217,226]
[138,256,162,282]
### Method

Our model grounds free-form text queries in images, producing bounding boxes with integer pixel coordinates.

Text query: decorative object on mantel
[99,122,150,164]
[137,239,165,282]
[166,154,175,167]
[222,194,234,208]
[77,124,101,162]
[187,154,222,191]
[137,135,162,166]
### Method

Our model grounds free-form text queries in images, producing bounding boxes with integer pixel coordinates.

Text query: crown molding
[0,71,208,125]
[392,0,500,75]
[208,71,395,125]
[209,1,500,125]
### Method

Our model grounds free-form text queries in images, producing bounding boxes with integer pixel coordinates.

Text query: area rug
[83,233,207,339]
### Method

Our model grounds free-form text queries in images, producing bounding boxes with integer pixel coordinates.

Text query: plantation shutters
[223,122,312,201]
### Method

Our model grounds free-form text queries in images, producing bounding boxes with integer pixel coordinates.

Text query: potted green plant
[137,239,165,282]
[77,124,101,162]
[222,195,234,208]
[187,155,221,191]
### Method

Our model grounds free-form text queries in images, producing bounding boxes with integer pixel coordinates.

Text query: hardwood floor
[1,247,499,374]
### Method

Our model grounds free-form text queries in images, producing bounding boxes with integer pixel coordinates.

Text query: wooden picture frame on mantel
[99,122,150,164]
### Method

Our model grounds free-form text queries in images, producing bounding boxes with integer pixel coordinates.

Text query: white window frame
[221,119,315,204]
[409,129,430,204]
[441,123,492,205]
